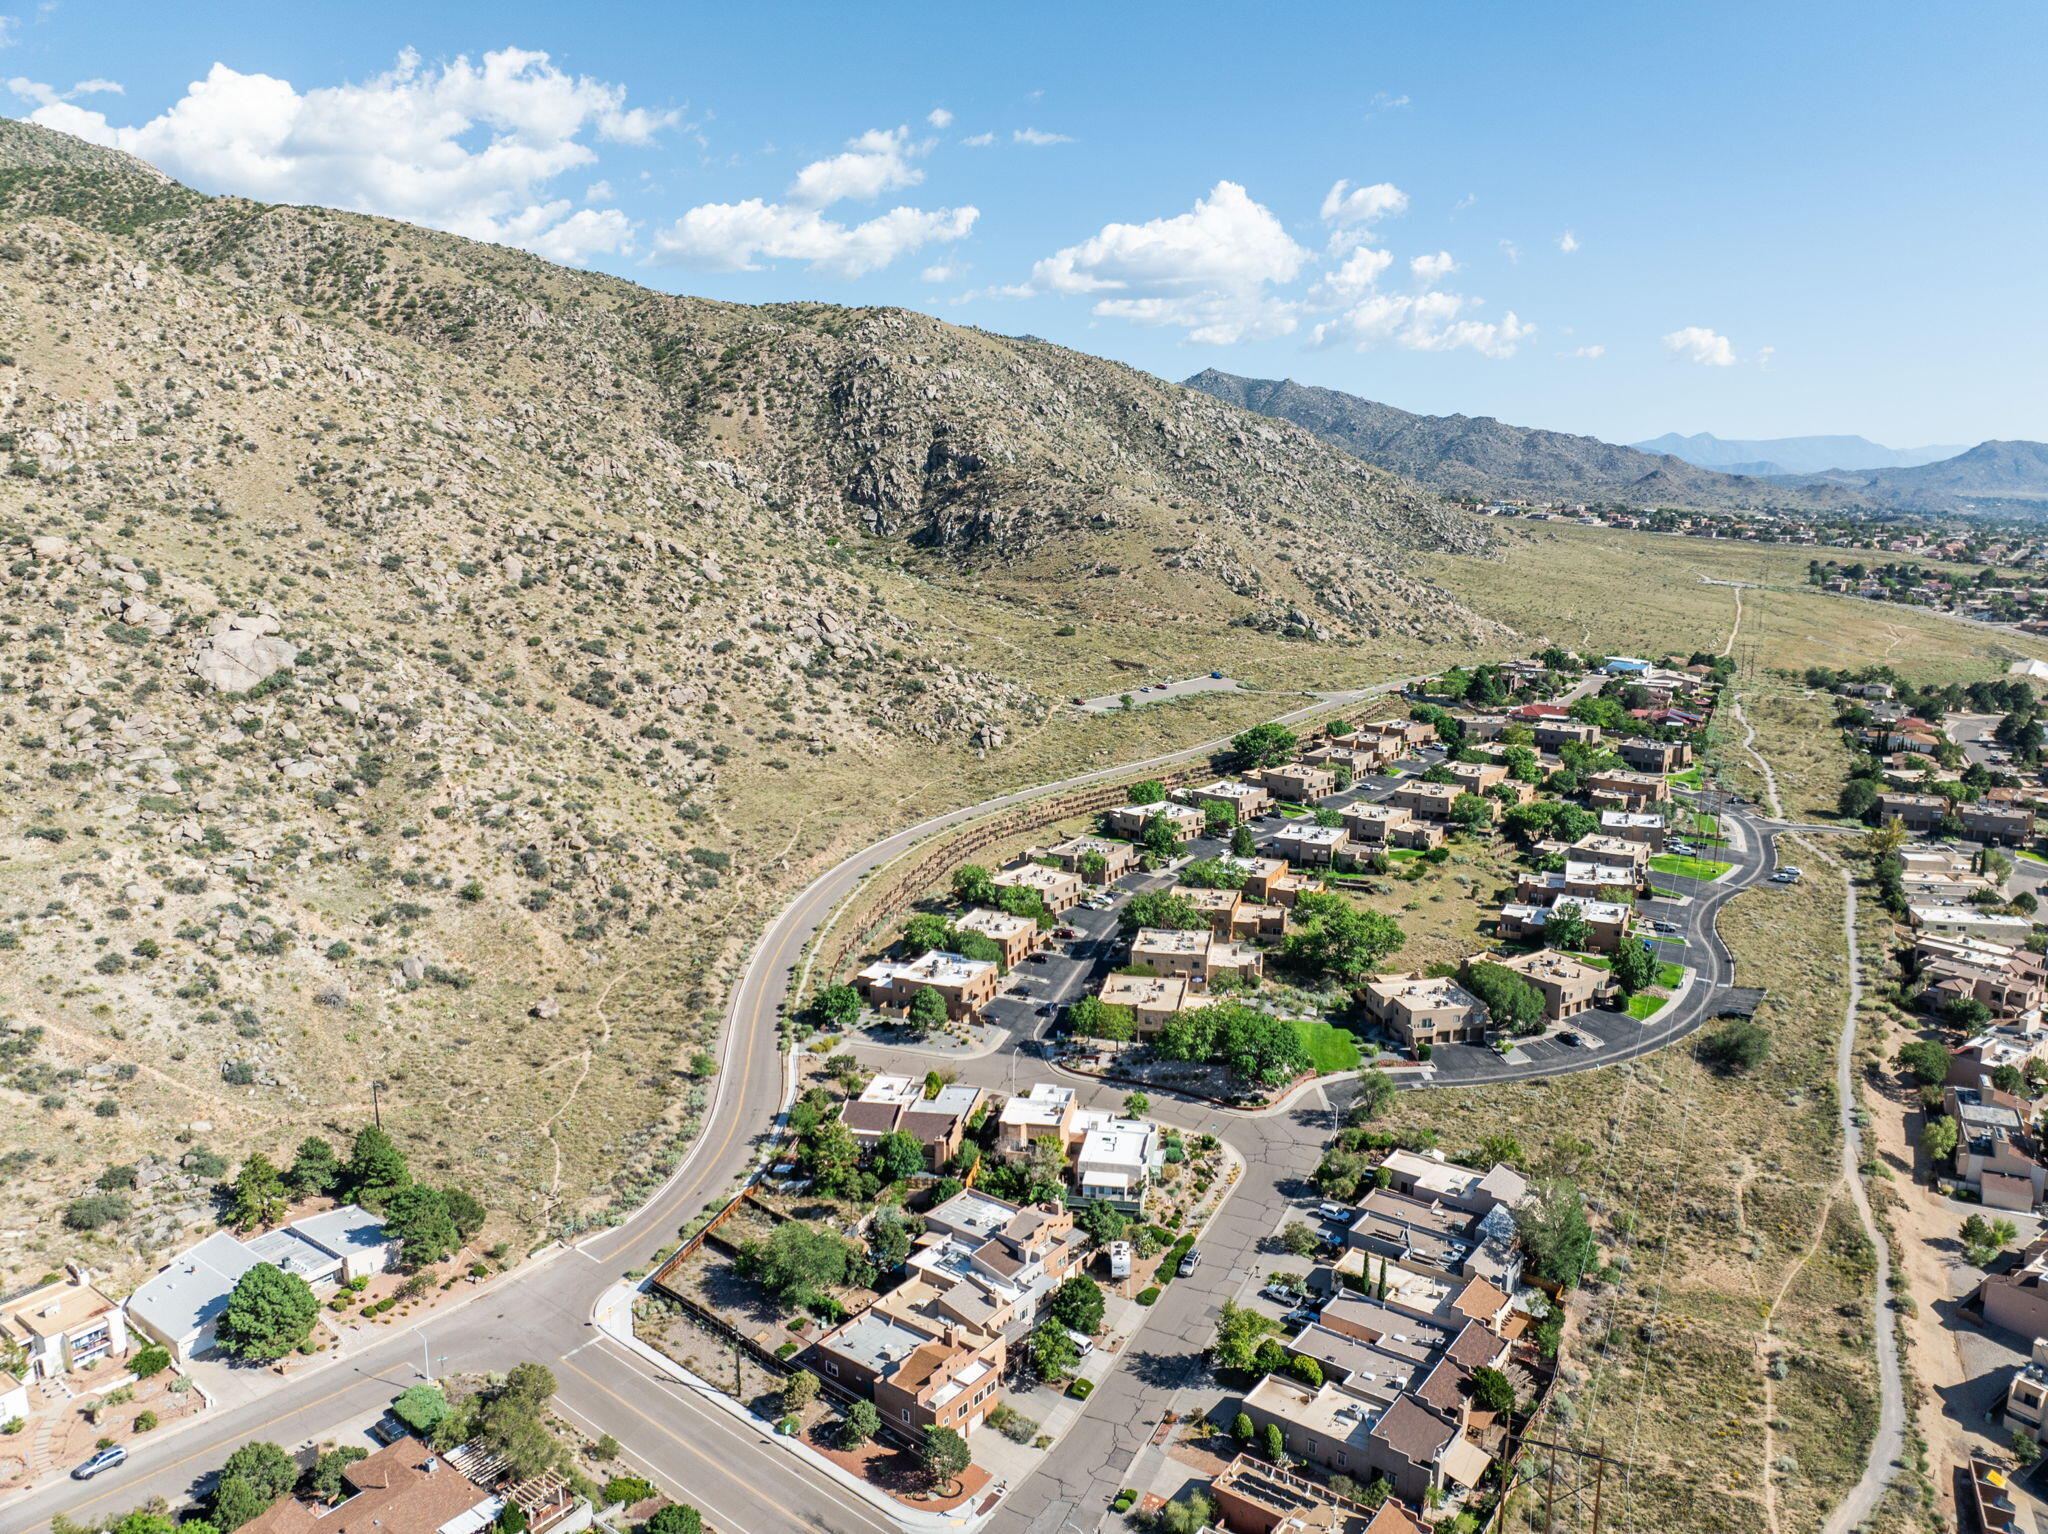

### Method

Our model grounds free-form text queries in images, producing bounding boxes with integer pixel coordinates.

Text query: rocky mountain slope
[1187,369,1868,511]
[0,121,1498,1283]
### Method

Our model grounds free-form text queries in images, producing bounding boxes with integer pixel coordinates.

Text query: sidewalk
[592,1283,986,1533]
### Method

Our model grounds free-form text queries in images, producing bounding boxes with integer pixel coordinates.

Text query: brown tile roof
[238,1441,493,1534]
[892,1339,955,1393]
[840,1101,905,1137]
[1451,1275,1509,1322]
[1365,1504,1429,1534]
[1412,1357,1469,1417]
[1369,1394,1457,1467]
[1444,1320,1503,1370]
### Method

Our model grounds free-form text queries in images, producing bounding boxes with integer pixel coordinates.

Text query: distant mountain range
[1772,440,2048,502]
[1184,370,1859,510]
[1632,430,1970,477]
[1187,370,2048,515]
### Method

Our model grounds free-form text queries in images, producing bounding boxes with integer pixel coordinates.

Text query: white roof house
[1072,1113,1159,1211]
[125,1231,265,1362]
[1000,1082,1075,1130]
[125,1204,396,1362]
[1909,905,2033,940]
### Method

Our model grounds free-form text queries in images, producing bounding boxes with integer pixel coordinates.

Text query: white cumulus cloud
[1314,291,1532,359]
[1012,127,1071,145]
[1029,180,1307,343]
[1409,250,1457,287]
[1570,344,1605,358]
[1319,178,1408,228]
[1663,326,1737,366]
[960,131,996,147]
[15,48,674,263]
[1558,229,1580,253]
[926,107,953,129]
[650,126,972,278]
[784,125,924,206]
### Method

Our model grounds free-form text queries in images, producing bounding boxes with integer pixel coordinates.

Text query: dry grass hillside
[0,122,1509,1287]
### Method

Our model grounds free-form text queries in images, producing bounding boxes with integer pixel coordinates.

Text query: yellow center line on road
[557,1354,880,1534]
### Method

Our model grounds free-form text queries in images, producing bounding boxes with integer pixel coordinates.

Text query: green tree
[213,1441,296,1529]
[1514,1179,1599,1289]
[1264,1422,1286,1463]
[1611,939,1659,996]
[874,1130,927,1183]
[229,1152,287,1232]
[393,1383,450,1433]
[1141,813,1186,858]
[286,1137,339,1197]
[1470,1365,1518,1416]
[782,1370,821,1412]
[344,1125,412,1209]
[1048,1275,1105,1336]
[799,1117,861,1193]
[1027,1318,1081,1381]
[308,1445,369,1504]
[1233,1412,1254,1444]
[1449,792,1493,831]
[1065,993,1136,1041]
[1279,1221,1320,1257]
[443,1188,487,1239]
[644,1505,701,1534]
[1181,856,1251,891]
[1920,1115,1959,1161]
[906,985,950,1035]
[216,1264,318,1361]
[1281,892,1405,982]
[1214,1002,1312,1086]
[901,912,954,953]
[1233,724,1300,770]
[1128,780,1167,805]
[1346,1068,1397,1121]
[1121,890,1208,933]
[837,1399,880,1449]
[1699,1018,1771,1075]
[383,1185,460,1267]
[1893,1039,1952,1085]
[742,1220,856,1306]
[1463,962,1545,1036]
[1211,1301,1280,1373]
[1078,1199,1128,1245]
[1543,901,1592,953]
[1230,823,1257,858]
[1123,1092,1151,1117]
[1962,1213,2021,1266]
[952,864,999,905]
[810,983,863,1030]
[919,1426,972,1488]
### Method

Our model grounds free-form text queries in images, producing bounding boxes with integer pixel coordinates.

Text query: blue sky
[10,0,2042,446]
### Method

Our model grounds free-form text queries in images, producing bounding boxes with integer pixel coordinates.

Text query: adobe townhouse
[1343,803,1445,850]
[1099,800,1205,839]
[1252,761,1339,803]
[1599,810,1667,849]
[1616,738,1691,773]
[1498,896,1633,952]
[1043,834,1138,883]
[855,950,1000,1021]
[1962,802,2038,844]
[1363,974,1490,1050]
[1388,782,1460,821]
[0,1274,128,1383]
[990,860,1085,912]
[1271,822,1351,867]
[840,1074,985,1168]
[1483,948,1613,1020]
[1130,925,1265,984]
[1182,779,1274,822]
[952,905,1046,968]
[1097,973,1217,1036]
[1876,792,1947,832]
[1581,768,1669,808]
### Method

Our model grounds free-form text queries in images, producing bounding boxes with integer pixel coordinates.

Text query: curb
[590,1282,987,1533]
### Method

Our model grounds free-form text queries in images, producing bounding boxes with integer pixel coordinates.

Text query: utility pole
[371,1080,385,1129]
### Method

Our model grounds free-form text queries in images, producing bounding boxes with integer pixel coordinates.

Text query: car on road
[369,1411,411,1446]
[1651,920,1681,933]
[1770,870,1800,883]
[1025,952,1051,963]
[1177,1248,1202,1277]
[1210,670,1225,678]
[1036,1003,1058,1016]
[1053,926,1079,939]
[74,1445,127,1480]
[1284,1306,1321,1326]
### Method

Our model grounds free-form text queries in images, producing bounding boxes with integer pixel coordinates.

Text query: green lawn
[1295,1020,1363,1074]
[1667,766,1704,789]
[1648,853,1727,881]
[1647,885,1682,900]
[1654,960,1686,989]
[1627,993,1668,1020]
